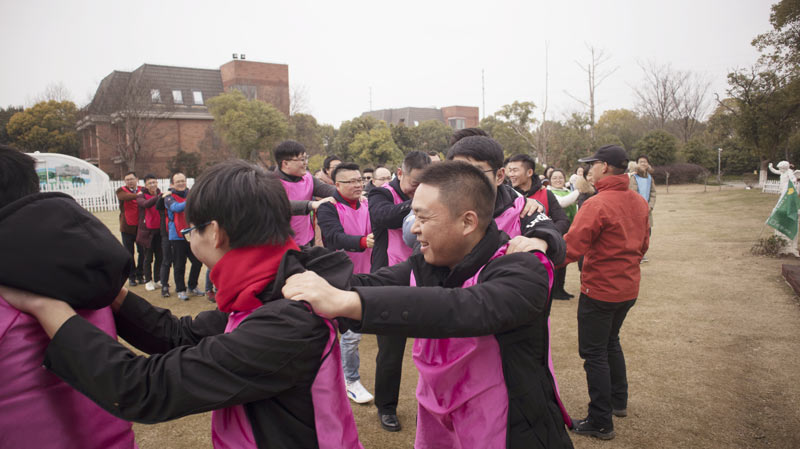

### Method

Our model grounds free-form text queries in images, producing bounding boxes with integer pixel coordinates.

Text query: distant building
[361,105,479,130]
[78,59,289,179]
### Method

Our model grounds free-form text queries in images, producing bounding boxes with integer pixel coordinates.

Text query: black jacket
[345,224,574,449]
[317,190,367,252]
[0,192,131,310]
[367,177,412,272]
[495,184,566,265]
[43,247,355,449]
[515,177,571,234]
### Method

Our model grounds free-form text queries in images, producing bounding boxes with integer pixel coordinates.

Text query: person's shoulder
[484,251,549,281]
[245,299,329,337]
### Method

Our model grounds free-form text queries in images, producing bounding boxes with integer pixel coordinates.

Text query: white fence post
[40,178,195,213]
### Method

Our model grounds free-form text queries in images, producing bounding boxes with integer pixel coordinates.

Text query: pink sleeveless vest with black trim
[334,199,372,274]
[493,196,572,427]
[211,309,363,449]
[280,172,315,246]
[383,184,413,266]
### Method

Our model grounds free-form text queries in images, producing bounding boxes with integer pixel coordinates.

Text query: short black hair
[402,150,431,173]
[274,140,306,167]
[124,171,137,178]
[331,162,360,182]
[323,155,342,173]
[446,136,505,172]
[549,168,566,180]
[506,154,536,174]
[363,167,374,174]
[186,160,291,248]
[0,144,40,208]
[417,161,495,231]
[637,155,650,163]
[170,172,185,183]
[449,127,488,146]
[144,173,157,182]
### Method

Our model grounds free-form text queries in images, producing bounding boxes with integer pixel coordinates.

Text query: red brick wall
[441,106,480,128]
[219,60,290,115]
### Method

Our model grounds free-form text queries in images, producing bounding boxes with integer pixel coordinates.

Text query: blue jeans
[340,330,362,383]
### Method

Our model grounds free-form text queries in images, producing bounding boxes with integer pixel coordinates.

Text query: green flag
[767,185,800,239]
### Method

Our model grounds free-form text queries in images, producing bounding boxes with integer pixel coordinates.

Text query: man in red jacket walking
[562,145,650,440]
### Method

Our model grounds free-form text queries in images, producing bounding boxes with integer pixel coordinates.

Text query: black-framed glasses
[336,179,364,185]
[481,168,496,174]
[180,221,211,241]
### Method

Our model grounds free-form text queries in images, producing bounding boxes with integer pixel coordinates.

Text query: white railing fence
[39,178,195,213]
[762,180,781,194]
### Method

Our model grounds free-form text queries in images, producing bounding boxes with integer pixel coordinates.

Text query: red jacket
[563,174,649,302]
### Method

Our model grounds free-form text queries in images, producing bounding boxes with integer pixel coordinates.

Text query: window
[193,91,203,105]
[448,118,466,130]
[172,90,183,104]
[231,85,258,100]
[151,89,161,103]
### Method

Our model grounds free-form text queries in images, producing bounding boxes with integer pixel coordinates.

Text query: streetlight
[717,148,723,186]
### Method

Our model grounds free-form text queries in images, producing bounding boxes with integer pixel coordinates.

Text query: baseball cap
[578,145,629,169]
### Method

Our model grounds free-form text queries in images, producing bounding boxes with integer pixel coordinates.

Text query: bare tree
[672,72,712,144]
[538,41,551,161]
[290,84,310,115]
[31,82,73,104]
[565,45,619,142]
[634,61,686,130]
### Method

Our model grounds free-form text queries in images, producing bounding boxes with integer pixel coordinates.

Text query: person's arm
[553,190,579,208]
[116,187,137,202]
[546,191,571,234]
[311,177,337,198]
[368,187,411,231]
[284,252,549,338]
[519,212,566,264]
[561,201,602,266]
[317,202,366,252]
[166,196,185,213]
[41,300,328,424]
[648,177,656,210]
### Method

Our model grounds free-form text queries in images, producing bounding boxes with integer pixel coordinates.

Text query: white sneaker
[154,281,162,288]
[145,281,156,291]
[346,380,374,404]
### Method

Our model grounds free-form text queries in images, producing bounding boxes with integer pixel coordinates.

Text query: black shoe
[129,279,138,287]
[161,287,170,298]
[379,413,401,432]
[612,408,627,418]
[552,290,571,300]
[572,417,615,440]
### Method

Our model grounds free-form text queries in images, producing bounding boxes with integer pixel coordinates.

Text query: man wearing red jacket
[563,145,649,441]
[116,171,144,286]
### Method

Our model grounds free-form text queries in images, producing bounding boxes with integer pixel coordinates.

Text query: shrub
[751,235,786,257]
[651,163,710,184]
[634,130,678,166]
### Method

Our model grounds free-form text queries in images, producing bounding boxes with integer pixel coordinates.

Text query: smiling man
[283,161,574,449]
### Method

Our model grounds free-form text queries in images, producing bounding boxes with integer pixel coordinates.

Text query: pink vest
[211,309,363,449]
[383,184,413,266]
[410,245,509,449]
[0,298,138,449]
[493,197,572,427]
[281,172,315,246]
[334,199,373,274]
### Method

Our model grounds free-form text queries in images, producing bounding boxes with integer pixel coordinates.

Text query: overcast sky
[0,0,775,127]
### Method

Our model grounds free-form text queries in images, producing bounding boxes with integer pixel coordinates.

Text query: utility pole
[481,69,485,120]
[369,87,373,111]
[717,148,723,189]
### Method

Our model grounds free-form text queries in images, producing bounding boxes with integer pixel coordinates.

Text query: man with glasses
[274,140,336,246]
[164,172,203,301]
[369,167,392,191]
[317,162,375,405]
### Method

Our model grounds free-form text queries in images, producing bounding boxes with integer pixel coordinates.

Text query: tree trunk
[759,158,769,188]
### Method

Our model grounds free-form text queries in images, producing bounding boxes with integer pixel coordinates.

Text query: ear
[461,210,480,236]
[208,221,229,249]
[396,167,403,179]
[495,167,506,187]
[526,168,533,178]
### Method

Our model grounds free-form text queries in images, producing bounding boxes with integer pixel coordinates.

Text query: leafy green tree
[348,123,404,168]
[167,150,201,178]
[333,116,380,161]
[480,115,531,157]
[546,114,594,171]
[319,124,337,155]
[635,130,678,166]
[493,101,539,160]
[594,109,646,152]
[390,123,416,153]
[6,100,80,156]
[683,138,715,170]
[288,113,324,155]
[412,120,452,155]
[0,106,24,145]
[207,90,288,162]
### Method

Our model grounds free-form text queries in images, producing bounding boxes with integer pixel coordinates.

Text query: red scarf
[210,239,300,313]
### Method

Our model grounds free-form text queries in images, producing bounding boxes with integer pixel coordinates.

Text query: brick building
[78,59,289,179]
[361,105,479,130]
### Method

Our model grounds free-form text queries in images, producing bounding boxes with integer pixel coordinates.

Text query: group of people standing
[0,131,653,448]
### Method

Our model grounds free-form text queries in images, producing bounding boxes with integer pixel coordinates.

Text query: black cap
[578,145,629,169]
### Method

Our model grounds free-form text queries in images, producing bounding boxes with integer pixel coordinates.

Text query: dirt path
[99,184,800,448]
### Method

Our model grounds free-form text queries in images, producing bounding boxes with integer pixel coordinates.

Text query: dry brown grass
[95,183,800,448]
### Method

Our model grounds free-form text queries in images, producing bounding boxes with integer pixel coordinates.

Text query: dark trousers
[121,232,144,281]
[374,334,407,415]
[553,265,570,294]
[143,234,163,283]
[171,239,201,292]
[577,294,636,428]
[159,233,172,288]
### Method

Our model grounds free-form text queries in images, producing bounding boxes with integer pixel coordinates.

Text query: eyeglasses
[364,176,373,181]
[336,179,364,185]
[374,176,391,181]
[180,221,211,241]
[481,169,496,174]
[288,156,309,162]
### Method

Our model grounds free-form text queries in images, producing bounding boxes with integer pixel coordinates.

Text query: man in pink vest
[506,153,570,234]
[367,150,431,432]
[274,140,336,247]
[1,159,363,449]
[317,162,375,404]
[283,161,573,449]
[116,171,144,286]
[0,145,137,449]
